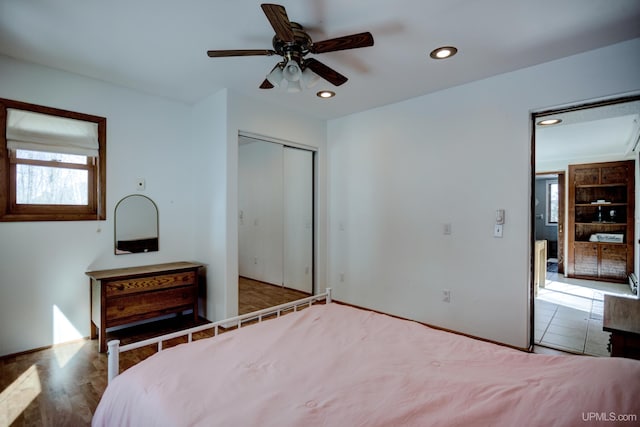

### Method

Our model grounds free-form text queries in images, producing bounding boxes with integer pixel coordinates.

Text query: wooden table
[603,294,640,359]
[534,240,547,297]
[86,262,203,352]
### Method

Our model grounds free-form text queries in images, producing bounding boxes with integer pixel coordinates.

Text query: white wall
[4,37,636,355]
[0,55,197,356]
[327,38,640,349]
[189,89,228,322]
[0,57,328,355]
[222,92,326,318]
[160,88,328,323]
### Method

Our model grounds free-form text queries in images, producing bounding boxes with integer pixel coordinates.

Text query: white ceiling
[536,100,640,167]
[1,1,640,162]
[2,0,640,120]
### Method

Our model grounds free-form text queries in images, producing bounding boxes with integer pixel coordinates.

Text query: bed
[93,290,640,426]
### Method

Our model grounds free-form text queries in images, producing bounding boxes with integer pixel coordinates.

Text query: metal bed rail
[107,288,332,383]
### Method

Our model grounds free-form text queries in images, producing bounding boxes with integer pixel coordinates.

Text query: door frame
[237,131,318,295]
[534,171,565,273]
[529,93,640,350]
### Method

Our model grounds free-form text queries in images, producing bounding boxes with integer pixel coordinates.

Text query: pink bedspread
[93,303,640,426]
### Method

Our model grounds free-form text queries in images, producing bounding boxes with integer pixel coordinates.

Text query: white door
[283,147,313,293]
[238,138,284,285]
[238,137,314,293]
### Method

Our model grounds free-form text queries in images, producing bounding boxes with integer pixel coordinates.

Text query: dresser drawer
[106,286,196,325]
[105,271,196,297]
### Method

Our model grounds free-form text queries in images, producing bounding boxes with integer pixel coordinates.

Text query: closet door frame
[238,131,317,295]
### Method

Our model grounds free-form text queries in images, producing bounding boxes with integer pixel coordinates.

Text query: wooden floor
[0,278,308,427]
[238,276,310,314]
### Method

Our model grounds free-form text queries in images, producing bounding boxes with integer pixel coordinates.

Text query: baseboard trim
[333,299,531,353]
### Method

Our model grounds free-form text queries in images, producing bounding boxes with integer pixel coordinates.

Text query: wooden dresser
[603,294,640,360]
[86,262,203,352]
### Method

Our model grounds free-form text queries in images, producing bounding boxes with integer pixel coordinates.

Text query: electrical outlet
[339,272,345,282]
[442,289,451,303]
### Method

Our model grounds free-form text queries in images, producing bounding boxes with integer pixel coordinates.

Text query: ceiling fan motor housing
[272,23,311,66]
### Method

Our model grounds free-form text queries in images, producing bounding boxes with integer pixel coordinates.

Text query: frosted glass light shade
[282,60,302,82]
[301,68,320,88]
[266,65,284,87]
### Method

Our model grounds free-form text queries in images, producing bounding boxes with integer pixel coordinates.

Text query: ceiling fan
[206,3,374,92]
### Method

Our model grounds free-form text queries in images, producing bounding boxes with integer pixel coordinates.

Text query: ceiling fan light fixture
[282,60,302,82]
[207,4,375,91]
[429,46,458,60]
[301,67,320,88]
[266,65,284,86]
[286,79,303,93]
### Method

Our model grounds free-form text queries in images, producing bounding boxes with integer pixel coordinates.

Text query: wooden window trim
[0,98,106,222]
[546,181,558,225]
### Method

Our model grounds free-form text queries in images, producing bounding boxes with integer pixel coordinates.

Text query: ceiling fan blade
[261,4,295,42]
[305,58,348,86]
[207,49,275,57]
[310,32,374,54]
[259,79,275,89]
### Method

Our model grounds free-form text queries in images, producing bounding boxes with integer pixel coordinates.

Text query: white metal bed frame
[106,288,332,384]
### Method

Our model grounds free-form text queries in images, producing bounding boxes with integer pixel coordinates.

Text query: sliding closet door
[238,136,314,293]
[238,138,284,285]
[283,147,313,293]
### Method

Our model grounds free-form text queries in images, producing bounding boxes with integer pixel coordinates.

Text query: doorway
[535,172,565,274]
[531,94,640,355]
[238,134,315,313]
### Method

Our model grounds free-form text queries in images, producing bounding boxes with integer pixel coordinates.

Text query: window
[546,181,558,225]
[0,98,106,221]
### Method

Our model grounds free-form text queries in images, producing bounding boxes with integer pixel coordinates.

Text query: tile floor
[534,260,635,356]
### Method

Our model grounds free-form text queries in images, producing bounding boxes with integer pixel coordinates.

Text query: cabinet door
[573,167,599,185]
[599,244,627,281]
[573,243,598,277]
[601,165,629,185]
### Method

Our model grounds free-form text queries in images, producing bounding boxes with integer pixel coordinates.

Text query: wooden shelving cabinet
[567,160,635,283]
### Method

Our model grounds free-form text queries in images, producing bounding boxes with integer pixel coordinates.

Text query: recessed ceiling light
[317,90,335,99]
[429,46,458,60]
[537,118,563,126]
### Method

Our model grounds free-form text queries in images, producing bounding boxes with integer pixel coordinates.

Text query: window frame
[546,180,558,226]
[0,98,106,221]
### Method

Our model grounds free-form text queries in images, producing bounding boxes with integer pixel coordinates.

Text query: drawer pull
[117,306,125,311]
[117,284,124,291]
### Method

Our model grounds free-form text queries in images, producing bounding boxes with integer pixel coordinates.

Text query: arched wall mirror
[114,194,159,254]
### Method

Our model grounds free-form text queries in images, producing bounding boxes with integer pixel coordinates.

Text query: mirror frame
[114,194,159,255]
